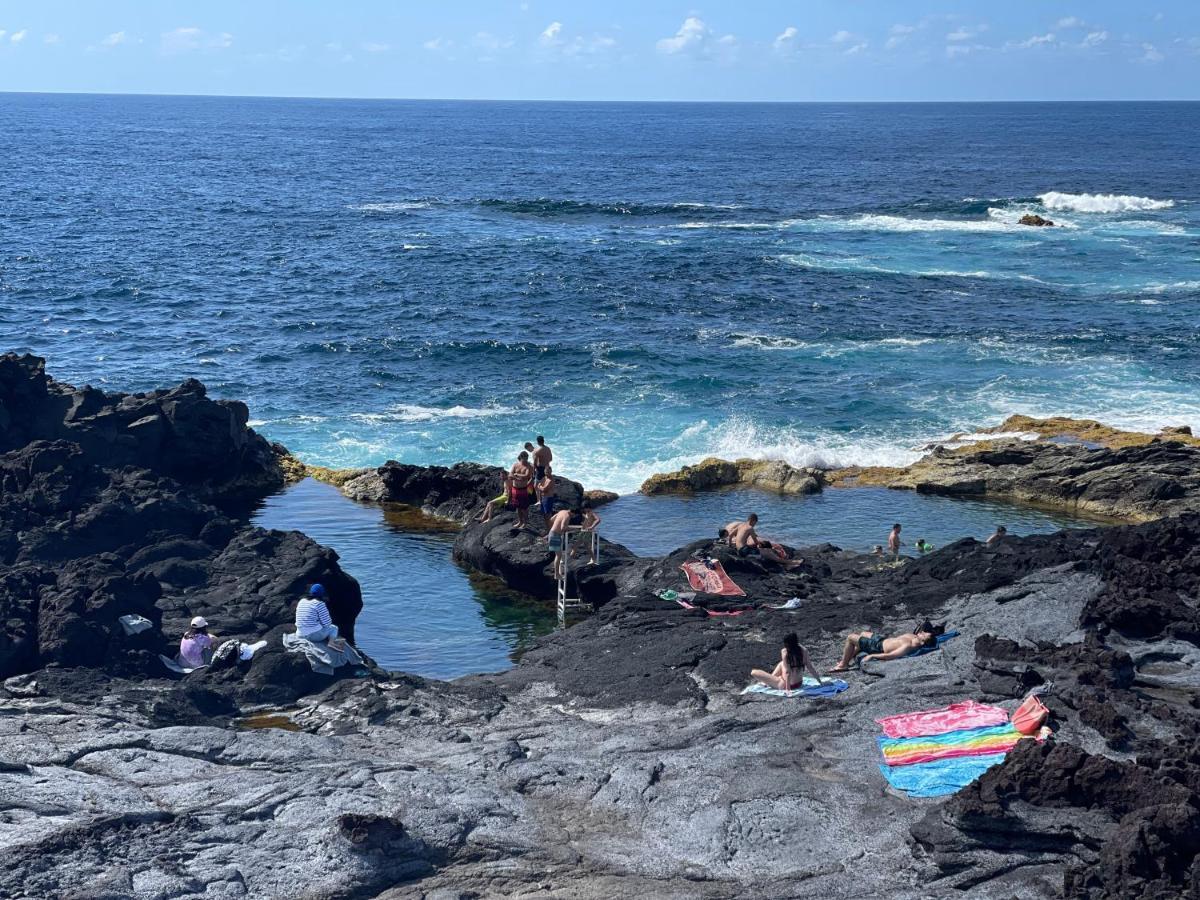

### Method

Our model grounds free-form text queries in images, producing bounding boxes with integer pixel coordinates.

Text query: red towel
[680,560,746,596]
[875,700,1009,739]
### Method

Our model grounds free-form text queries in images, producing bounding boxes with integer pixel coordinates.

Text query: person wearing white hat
[179,615,215,668]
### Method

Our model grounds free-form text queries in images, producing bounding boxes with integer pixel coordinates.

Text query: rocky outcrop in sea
[2,354,1198,899]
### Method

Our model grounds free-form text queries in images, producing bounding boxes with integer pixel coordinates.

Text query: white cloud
[325,41,342,52]
[1015,32,1056,49]
[830,30,854,44]
[540,21,562,46]
[101,31,127,48]
[160,27,232,54]
[1141,42,1164,62]
[1153,12,1164,23]
[946,44,973,57]
[886,23,916,50]
[362,42,389,53]
[655,16,735,59]
[44,33,61,44]
[473,31,514,52]
[844,42,868,55]
[1056,17,1085,29]
[946,24,987,42]
[657,16,708,55]
[773,26,798,52]
[0,30,7,42]
[1081,30,1108,47]
[10,29,27,43]
[423,37,448,52]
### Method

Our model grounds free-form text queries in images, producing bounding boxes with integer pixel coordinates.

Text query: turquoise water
[251,478,1096,678]
[3,96,1198,496]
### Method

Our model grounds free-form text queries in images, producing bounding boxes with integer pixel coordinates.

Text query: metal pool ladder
[557,530,599,625]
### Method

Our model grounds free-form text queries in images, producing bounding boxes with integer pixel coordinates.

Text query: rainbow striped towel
[878,723,1025,767]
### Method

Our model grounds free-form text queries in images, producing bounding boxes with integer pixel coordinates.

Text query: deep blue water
[4,95,1198,677]
[3,95,1198,494]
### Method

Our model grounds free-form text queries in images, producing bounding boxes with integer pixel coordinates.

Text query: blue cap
[309,584,326,597]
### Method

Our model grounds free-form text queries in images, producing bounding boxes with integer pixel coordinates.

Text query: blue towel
[905,630,959,658]
[742,678,849,699]
[878,751,1007,797]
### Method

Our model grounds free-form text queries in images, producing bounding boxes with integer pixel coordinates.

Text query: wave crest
[1038,192,1174,213]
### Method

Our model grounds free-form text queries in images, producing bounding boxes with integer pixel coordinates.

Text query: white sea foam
[1038,192,1174,213]
[1141,280,1200,294]
[840,214,1016,233]
[350,201,432,212]
[401,244,430,250]
[350,404,508,424]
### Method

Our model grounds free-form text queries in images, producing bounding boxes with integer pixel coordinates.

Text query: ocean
[4,94,1198,675]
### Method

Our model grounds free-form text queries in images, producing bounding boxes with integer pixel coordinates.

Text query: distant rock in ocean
[1018,213,1055,226]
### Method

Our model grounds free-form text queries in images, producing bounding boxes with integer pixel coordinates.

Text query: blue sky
[1,2,1198,101]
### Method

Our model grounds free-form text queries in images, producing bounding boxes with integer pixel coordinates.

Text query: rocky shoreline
[3,354,1199,899]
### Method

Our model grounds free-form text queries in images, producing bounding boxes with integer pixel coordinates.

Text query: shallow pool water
[250,478,556,680]
[251,478,1102,679]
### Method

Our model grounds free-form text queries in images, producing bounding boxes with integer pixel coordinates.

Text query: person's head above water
[309,584,326,598]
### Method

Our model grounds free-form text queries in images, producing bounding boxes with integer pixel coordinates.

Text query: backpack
[1012,694,1050,735]
[208,639,241,671]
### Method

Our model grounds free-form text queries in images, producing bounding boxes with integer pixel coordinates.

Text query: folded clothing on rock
[879,723,1026,767]
[681,559,746,596]
[676,598,747,617]
[742,677,849,698]
[878,752,1009,798]
[876,699,1009,739]
[282,631,364,676]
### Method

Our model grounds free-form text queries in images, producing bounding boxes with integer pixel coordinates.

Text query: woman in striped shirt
[295,584,340,645]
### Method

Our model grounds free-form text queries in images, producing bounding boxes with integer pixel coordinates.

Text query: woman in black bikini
[750,632,824,692]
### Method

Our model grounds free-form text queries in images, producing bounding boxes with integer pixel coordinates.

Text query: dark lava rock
[1018,213,1055,227]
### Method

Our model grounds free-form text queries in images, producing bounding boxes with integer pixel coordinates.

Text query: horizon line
[2,89,1198,104]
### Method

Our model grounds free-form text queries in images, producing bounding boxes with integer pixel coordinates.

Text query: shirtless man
[572,501,602,565]
[537,464,557,530]
[547,507,574,581]
[532,435,553,481]
[510,451,535,529]
[733,514,761,556]
[986,525,1007,546]
[887,523,903,558]
[830,628,936,671]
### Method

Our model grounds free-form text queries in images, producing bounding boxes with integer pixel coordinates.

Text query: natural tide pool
[252,478,1105,679]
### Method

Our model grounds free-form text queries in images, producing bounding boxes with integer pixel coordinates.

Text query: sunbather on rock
[751,632,824,691]
[830,628,935,671]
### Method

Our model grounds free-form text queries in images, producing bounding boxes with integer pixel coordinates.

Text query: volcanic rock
[641,456,823,495]
[1019,213,1055,226]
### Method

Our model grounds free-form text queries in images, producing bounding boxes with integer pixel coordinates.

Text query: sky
[0,2,1198,101]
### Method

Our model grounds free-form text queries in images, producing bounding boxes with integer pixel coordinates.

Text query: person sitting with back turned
[733,513,761,556]
[829,627,936,672]
[295,584,345,649]
[751,632,824,692]
[986,525,1008,546]
[179,616,215,669]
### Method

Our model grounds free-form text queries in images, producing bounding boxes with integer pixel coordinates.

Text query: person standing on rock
[547,506,574,581]
[532,435,553,481]
[510,450,535,529]
[888,523,903,558]
[295,584,345,649]
[536,464,558,530]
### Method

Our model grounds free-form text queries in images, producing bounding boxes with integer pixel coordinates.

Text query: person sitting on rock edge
[295,584,345,649]
[986,525,1008,546]
[733,514,760,556]
[751,632,824,692]
[179,616,215,668]
[509,450,535,529]
[829,628,936,672]
[476,471,511,524]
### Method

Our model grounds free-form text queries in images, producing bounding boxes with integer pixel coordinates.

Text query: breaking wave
[1038,192,1175,213]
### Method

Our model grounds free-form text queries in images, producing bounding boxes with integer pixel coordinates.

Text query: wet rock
[641,456,823,495]
[1018,213,1055,226]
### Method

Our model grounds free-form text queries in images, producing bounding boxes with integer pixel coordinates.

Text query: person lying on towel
[829,628,936,672]
[751,632,824,691]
